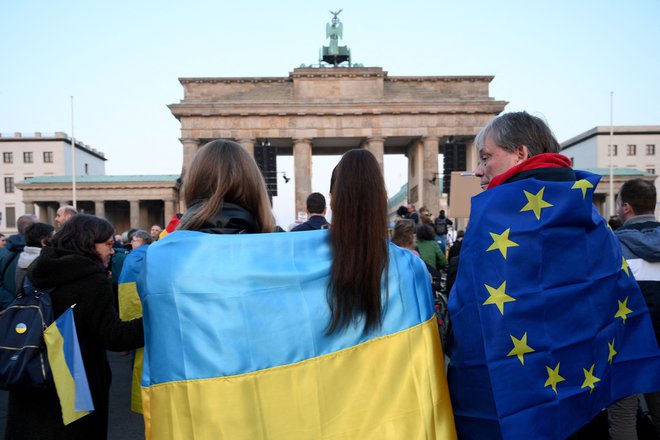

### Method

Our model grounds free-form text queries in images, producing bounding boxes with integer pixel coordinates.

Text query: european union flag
[447,171,660,440]
[44,307,94,425]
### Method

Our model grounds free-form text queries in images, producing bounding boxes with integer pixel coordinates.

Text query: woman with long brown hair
[327,148,390,333]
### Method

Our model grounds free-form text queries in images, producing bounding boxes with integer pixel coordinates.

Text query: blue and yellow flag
[447,171,660,440]
[118,244,148,414]
[138,230,455,440]
[44,307,94,425]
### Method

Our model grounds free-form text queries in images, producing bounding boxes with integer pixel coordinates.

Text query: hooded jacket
[6,246,143,440]
[616,215,660,346]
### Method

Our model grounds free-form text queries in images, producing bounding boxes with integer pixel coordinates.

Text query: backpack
[0,276,54,391]
[434,217,448,235]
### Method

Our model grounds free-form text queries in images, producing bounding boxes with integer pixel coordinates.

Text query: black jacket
[290,215,329,232]
[5,246,144,440]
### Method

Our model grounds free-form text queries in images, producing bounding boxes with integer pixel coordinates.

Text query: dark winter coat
[0,233,26,308]
[290,215,329,232]
[5,246,144,440]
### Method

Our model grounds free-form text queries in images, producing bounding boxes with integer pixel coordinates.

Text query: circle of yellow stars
[479,179,635,397]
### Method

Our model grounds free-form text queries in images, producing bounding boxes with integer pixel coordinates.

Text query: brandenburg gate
[169,67,505,215]
[169,12,504,216]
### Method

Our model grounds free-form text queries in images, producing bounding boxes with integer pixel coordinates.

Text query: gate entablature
[170,67,506,216]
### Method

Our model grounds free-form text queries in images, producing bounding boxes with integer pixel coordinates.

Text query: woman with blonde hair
[178,139,275,233]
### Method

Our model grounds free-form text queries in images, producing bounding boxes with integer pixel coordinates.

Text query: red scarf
[488,153,572,189]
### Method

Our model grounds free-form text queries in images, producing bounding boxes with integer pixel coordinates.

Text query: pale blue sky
[2,0,658,226]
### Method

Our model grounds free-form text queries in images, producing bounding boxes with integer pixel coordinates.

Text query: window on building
[647,144,656,156]
[84,163,89,175]
[43,151,53,163]
[3,152,13,163]
[570,157,575,167]
[23,151,33,163]
[608,144,617,156]
[627,144,637,156]
[6,207,16,228]
[4,177,15,193]
[647,168,656,175]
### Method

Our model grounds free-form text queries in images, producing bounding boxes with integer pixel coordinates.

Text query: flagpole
[70,96,77,209]
[608,91,614,217]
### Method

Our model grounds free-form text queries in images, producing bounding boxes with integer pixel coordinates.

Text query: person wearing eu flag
[446,112,660,440]
[137,141,456,439]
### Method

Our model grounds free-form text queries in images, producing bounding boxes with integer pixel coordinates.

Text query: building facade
[1,132,106,234]
[17,175,179,234]
[561,126,660,216]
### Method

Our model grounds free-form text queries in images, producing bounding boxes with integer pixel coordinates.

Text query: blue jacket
[616,215,660,347]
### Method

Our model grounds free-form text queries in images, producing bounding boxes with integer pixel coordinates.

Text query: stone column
[364,137,385,174]
[94,201,105,219]
[129,200,140,229]
[35,202,48,223]
[236,137,256,157]
[180,138,200,181]
[422,136,440,213]
[406,140,424,206]
[164,199,177,225]
[293,138,313,217]
[47,204,58,225]
[465,138,477,172]
[23,201,35,215]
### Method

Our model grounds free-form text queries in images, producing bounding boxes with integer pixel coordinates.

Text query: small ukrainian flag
[44,307,94,425]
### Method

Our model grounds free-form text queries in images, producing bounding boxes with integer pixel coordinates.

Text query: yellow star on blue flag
[507,332,535,365]
[483,281,516,315]
[615,297,633,323]
[520,187,553,220]
[622,257,630,276]
[486,228,519,259]
[581,364,600,392]
[544,362,565,394]
[608,339,617,365]
[571,179,594,199]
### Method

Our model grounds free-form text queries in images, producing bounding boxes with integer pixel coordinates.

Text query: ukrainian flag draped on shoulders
[118,244,148,413]
[137,229,456,440]
[447,166,660,440]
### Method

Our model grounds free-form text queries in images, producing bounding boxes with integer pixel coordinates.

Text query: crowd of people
[0,111,659,439]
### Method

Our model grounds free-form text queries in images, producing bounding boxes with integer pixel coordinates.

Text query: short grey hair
[475,111,560,157]
[131,229,153,245]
